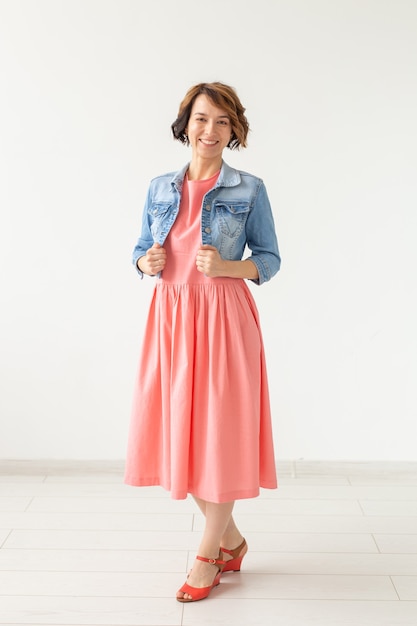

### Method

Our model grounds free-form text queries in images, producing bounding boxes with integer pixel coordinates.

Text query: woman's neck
[187,157,222,181]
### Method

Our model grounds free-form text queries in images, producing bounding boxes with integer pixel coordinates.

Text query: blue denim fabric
[132,160,281,285]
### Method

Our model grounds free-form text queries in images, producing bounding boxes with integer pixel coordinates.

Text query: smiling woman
[125,81,281,603]
[171,81,249,150]
[183,95,234,177]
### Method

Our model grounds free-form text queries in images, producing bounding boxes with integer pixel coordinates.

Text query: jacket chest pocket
[214,202,250,238]
[148,203,172,238]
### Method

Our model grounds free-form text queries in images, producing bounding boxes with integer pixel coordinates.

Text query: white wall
[0,0,416,461]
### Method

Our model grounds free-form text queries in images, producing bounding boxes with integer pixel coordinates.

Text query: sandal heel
[221,538,247,573]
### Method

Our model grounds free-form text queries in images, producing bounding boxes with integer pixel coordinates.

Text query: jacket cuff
[248,256,270,286]
[133,255,144,279]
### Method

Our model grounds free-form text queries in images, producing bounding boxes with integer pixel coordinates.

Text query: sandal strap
[196,554,226,567]
[221,537,247,557]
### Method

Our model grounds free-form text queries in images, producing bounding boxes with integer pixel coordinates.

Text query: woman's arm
[245,182,281,285]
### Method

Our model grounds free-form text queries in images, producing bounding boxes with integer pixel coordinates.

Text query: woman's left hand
[196,245,226,278]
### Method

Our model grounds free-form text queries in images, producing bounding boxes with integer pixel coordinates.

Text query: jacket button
[205,227,211,234]
[205,204,211,211]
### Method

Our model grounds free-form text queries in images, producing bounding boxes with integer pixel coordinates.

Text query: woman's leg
[193,495,245,554]
[177,499,235,601]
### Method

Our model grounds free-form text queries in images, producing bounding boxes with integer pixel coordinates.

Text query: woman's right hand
[137,242,167,276]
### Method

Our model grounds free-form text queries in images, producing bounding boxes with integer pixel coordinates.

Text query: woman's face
[186,94,233,162]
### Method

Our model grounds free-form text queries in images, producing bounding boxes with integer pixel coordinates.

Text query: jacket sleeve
[245,182,281,285]
[132,186,155,278]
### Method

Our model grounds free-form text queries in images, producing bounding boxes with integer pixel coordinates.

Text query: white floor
[0,461,417,626]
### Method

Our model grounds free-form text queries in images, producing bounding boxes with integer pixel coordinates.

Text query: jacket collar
[171,160,241,191]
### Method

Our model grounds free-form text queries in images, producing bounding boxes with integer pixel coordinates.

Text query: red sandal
[177,553,225,603]
[221,538,248,573]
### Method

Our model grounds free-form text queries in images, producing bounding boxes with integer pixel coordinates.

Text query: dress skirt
[124,174,277,503]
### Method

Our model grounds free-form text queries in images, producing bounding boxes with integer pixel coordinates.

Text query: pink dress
[125,171,277,503]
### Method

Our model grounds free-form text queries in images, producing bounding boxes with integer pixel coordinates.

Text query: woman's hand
[138,242,167,276]
[196,244,259,280]
[195,245,226,277]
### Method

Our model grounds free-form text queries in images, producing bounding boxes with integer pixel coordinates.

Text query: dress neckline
[185,170,220,185]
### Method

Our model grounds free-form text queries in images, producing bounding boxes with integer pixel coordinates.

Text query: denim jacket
[132,160,281,285]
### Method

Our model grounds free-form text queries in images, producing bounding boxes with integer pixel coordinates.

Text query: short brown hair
[171,82,250,150]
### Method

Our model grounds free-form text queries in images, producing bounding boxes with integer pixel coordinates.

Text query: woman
[125,82,281,602]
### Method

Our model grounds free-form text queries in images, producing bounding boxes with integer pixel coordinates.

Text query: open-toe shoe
[176,553,225,603]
